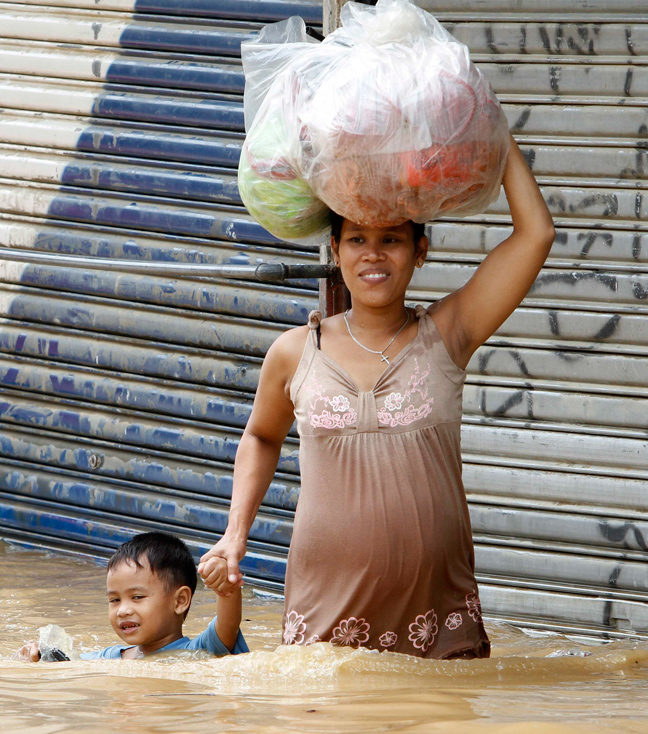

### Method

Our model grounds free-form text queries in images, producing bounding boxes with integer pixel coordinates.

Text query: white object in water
[38,624,77,661]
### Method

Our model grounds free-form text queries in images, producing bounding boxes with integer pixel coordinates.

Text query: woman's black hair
[329,210,426,244]
[107,531,197,596]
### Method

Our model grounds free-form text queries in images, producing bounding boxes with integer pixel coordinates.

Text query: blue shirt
[80,617,248,660]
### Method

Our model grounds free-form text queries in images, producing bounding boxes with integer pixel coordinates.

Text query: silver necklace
[344,309,410,365]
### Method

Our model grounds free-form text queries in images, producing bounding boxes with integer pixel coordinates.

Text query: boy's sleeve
[80,645,125,660]
[186,616,249,656]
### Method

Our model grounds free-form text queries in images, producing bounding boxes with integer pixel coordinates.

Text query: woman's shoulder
[266,321,314,383]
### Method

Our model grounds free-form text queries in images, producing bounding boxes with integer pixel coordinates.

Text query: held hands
[198,535,246,597]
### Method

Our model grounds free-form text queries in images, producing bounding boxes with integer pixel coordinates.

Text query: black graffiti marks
[519,25,527,55]
[539,26,552,54]
[548,310,560,336]
[573,193,619,218]
[632,282,648,300]
[477,348,531,377]
[482,388,534,420]
[512,108,531,132]
[577,231,613,258]
[549,66,561,93]
[624,68,634,97]
[608,564,622,589]
[545,191,619,219]
[626,27,637,57]
[599,520,648,552]
[593,314,621,341]
[537,23,602,55]
[631,233,642,261]
[485,26,498,55]
[509,350,531,377]
[478,348,497,374]
[553,230,568,247]
[532,270,618,295]
[522,147,536,171]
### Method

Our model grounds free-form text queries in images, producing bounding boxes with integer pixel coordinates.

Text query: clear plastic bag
[238,0,510,243]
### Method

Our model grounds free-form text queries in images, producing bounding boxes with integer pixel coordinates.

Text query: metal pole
[0,247,334,282]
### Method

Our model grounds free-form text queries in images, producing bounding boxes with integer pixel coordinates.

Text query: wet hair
[329,210,426,245]
[107,532,197,596]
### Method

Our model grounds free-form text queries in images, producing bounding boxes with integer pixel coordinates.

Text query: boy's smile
[106,557,191,656]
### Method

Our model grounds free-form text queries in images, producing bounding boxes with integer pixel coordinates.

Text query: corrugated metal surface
[1,0,647,637]
[0,0,323,593]
[408,0,648,636]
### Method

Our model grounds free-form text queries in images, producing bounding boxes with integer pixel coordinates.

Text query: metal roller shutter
[404,0,648,637]
[1,0,647,638]
[0,0,323,592]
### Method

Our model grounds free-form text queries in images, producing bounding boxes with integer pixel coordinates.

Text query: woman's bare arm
[198,326,307,593]
[434,135,555,367]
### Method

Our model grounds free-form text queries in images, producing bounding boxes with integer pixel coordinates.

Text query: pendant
[381,354,390,364]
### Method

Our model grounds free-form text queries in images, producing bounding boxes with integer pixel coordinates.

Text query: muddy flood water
[2,541,648,733]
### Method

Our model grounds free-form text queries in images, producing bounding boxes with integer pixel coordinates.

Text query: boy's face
[106,557,190,651]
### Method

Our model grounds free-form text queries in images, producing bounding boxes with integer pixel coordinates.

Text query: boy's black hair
[107,532,197,596]
[329,210,426,245]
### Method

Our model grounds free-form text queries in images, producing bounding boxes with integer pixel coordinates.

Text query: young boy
[17,531,248,661]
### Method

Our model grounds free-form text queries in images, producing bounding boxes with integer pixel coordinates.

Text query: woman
[199,135,555,659]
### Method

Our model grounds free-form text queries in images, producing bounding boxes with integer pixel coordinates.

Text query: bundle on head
[238,0,510,243]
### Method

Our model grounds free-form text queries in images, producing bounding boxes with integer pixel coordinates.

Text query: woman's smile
[359,269,391,284]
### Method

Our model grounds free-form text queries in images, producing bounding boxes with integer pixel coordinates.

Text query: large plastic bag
[238,0,509,243]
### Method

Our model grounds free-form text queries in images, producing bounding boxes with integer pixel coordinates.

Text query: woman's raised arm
[198,327,307,594]
[434,135,555,368]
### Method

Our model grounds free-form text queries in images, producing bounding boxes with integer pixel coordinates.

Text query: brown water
[1,541,648,733]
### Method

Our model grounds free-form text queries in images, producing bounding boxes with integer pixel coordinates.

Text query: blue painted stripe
[0,359,259,423]
[0,468,294,546]
[0,323,265,387]
[0,287,283,355]
[1,268,314,322]
[44,194,284,244]
[119,25,256,56]
[0,397,301,474]
[133,0,322,24]
[0,433,300,510]
[76,127,242,168]
[60,160,242,204]
[0,498,287,581]
[105,58,245,94]
[92,92,245,131]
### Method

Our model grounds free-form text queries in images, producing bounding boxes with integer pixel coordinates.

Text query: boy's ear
[173,585,192,616]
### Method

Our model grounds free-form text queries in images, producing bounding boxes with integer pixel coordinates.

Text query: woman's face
[332,220,428,309]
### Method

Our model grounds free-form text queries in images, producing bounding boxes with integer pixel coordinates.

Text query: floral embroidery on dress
[283,611,306,645]
[379,631,398,648]
[408,609,438,652]
[383,392,404,412]
[466,592,483,623]
[445,612,463,630]
[331,617,370,647]
[305,634,321,646]
[329,395,351,412]
[377,359,434,427]
[306,374,357,430]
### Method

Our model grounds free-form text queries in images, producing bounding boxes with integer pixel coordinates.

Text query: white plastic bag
[238,0,509,242]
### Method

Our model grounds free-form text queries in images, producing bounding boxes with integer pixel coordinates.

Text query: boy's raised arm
[200,556,243,652]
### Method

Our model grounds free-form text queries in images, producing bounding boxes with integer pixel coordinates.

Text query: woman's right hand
[198,535,247,596]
